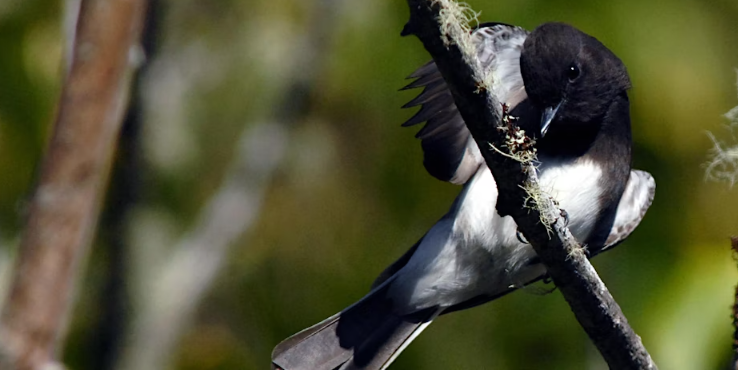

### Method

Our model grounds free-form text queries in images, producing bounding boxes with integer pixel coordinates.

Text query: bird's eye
[567,64,580,82]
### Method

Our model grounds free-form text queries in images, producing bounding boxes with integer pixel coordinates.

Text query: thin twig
[0,0,146,368]
[730,236,738,370]
[403,0,656,369]
[87,2,161,368]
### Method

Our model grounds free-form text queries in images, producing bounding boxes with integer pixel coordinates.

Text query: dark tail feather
[272,282,439,370]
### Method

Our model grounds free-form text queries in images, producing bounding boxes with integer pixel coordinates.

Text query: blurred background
[1,0,738,369]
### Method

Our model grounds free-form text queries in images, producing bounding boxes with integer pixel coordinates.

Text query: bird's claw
[559,208,569,227]
[516,229,529,244]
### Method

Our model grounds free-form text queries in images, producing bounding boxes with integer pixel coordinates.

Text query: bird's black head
[519,22,631,137]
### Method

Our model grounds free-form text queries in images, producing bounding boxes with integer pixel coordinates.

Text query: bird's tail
[271,281,440,370]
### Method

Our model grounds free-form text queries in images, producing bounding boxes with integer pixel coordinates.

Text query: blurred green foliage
[1,0,738,369]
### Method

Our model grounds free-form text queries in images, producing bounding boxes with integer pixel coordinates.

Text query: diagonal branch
[0,0,146,368]
[402,0,656,369]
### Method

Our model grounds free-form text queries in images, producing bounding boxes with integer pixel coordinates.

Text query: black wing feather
[402,24,529,185]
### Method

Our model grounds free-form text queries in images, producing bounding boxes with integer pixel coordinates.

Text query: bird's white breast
[537,159,603,242]
[389,160,604,312]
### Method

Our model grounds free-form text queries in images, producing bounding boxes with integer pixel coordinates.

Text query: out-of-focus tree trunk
[118,1,338,368]
[0,1,146,368]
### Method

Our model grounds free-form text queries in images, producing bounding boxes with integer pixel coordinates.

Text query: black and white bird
[272,22,655,370]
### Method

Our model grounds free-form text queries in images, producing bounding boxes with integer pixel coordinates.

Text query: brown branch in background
[730,236,738,370]
[403,0,656,369]
[0,0,146,369]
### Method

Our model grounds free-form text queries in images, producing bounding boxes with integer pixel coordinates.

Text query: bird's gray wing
[603,170,656,250]
[402,23,529,184]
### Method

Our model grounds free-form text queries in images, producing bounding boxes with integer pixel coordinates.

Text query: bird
[271,21,655,370]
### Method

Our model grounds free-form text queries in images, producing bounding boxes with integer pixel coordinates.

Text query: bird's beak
[540,101,563,137]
